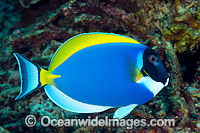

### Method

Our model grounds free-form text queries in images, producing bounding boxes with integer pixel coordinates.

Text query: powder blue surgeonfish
[14,32,169,119]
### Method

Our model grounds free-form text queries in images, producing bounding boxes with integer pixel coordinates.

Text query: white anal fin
[44,85,112,113]
[113,104,137,119]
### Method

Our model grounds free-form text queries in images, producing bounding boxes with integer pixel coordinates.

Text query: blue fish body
[53,42,153,106]
[13,32,169,119]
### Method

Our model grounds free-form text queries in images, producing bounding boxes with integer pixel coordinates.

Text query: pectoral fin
[127,57,143,83]
[113,104,137,119]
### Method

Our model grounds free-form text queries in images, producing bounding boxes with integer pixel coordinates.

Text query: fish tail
[13,53,60,100]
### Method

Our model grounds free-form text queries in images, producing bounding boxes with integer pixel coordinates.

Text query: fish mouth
[164,78,169,86]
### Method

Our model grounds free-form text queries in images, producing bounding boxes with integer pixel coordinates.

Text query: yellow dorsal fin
[40,68,61,86]
[49,32,140,71]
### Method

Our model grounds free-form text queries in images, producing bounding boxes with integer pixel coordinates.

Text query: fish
[14,32,169,119]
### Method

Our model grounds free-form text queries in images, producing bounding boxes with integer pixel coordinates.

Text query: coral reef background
[0,0,200,132]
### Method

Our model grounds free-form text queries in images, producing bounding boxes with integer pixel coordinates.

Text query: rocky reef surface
[0,0,200,132]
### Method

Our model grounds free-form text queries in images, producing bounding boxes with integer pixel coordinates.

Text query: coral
[163,0,200,53]
[0,0,20,51]
[8,24,68,55]
[0,126,10,133]
[163,24,200,53]
[19,0,41,8]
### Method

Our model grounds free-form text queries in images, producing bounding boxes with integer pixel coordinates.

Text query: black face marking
[142,48,169,85]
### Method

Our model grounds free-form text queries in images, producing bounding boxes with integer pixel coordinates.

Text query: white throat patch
[136,76,166,96]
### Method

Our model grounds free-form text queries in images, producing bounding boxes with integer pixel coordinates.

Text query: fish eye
[149,55,157,63]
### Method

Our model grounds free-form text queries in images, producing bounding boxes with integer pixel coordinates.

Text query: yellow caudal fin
[14,53,60,100]
[40,68,61,86]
